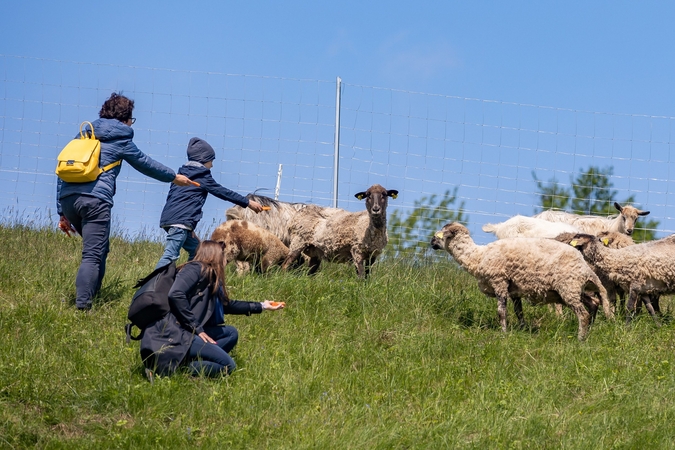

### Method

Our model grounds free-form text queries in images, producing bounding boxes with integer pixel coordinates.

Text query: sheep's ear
[601,237,610,246]
[638,210,651,216]
[614,202,623,212]
[387,190,399,199]
[435,231,444,239]
[355,192,367,200]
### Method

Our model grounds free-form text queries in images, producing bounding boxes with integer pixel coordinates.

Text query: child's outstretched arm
[199,172,251,209]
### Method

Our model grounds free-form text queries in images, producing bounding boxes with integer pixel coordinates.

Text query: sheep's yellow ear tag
[601,237,610,246]
[390,193,398,199]
[356,194,365,200]
[570,240,578,247]
[435,232,444,239]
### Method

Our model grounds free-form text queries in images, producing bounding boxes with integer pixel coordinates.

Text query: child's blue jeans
[155,227,199,270]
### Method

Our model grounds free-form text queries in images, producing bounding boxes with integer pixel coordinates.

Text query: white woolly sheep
[553,231,637,316]
[281,184,398,279]
[556,231,664,316]
[482,215,582,239]
[430,222,611,340]
[534,202,650,236]
[210,220,289,273]
[567,233,675,325]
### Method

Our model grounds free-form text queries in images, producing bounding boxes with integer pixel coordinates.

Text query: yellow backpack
[55,121,121,183]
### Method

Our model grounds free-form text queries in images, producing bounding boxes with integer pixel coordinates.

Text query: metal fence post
[274,164,283,200]
[333,76,342,208]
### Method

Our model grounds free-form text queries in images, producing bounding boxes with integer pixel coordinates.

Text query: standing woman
[57,92,195,310]
[140,240,284,377]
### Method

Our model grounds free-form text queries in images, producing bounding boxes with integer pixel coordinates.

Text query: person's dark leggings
[60,195,111,309]
[187,326,239,377]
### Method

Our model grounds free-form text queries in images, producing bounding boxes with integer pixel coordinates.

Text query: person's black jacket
[139,261,262,375]
[159,161,249,230]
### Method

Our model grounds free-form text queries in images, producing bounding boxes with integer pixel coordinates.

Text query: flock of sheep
[210,184,671,341]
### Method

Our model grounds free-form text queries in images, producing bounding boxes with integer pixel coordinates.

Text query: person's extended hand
[247,200,264,213]
[261,301,285,311]
[173,174,200,187]
[198,331,217,345]
[58,215,77,237]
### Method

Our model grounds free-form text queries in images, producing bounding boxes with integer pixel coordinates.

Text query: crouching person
[141,240,284,378]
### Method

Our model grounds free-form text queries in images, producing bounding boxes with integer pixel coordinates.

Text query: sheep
[225,194,308,273]
[556,231,666,317]
[210,220,289,273]
[553,231,636,316]
[534,202,650,236]
[225,194,308,246]
[482,215,582,239]
[566,233,675,326]
[280,184,398,279]
[430,222,611,340]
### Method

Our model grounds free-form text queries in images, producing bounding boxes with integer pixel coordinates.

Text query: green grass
[2,225,675,449]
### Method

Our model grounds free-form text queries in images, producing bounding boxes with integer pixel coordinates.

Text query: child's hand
[262,301,285,311]
[248,200,264,213]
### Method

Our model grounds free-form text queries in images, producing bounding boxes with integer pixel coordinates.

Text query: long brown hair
[178,240,227,301]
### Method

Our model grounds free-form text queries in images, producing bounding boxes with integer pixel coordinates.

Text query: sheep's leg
[641,295,661,327]
[512,297,525,329]
[281,249,303,271]
[595,283,613,321]
[560,293,591,341]
[652,295,662,315]
[307,256,321,275]
[497,296,509,333]
[353,256,366,279]
[571,301,591,341]
[581,294,599,324]
[626,288,640,325]
[260,254,273,273]
[355,265,365,278]
[493,281,510,333]
[606,285,618,315]
[363,254,376,279]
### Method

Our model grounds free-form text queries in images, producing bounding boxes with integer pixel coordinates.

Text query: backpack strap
[80,121,122,174]
[102,160,122,172]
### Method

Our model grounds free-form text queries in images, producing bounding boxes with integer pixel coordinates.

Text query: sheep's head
[552,232,578,245]
[614,202,650,235]
[430,222,469,250]
[597,230,635,249]
[567,233,599,253]
[355,184,398,218]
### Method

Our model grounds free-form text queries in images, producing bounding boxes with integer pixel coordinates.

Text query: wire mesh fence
[2,55,674,246]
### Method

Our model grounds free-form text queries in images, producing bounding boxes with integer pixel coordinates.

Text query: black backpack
[125,262,177,343]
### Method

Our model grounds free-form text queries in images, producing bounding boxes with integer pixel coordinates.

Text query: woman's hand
[198,331,217,345]
[58,215,77,236]
[173,174,200,187]
[261,301,285,311]
[248,200,264,213]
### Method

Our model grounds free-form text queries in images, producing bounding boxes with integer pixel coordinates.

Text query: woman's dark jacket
[140,261,263,375]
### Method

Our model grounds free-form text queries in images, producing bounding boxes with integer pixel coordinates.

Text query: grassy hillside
[1,225,675,449]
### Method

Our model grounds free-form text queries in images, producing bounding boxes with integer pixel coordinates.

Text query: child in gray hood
[155,137,263,269]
